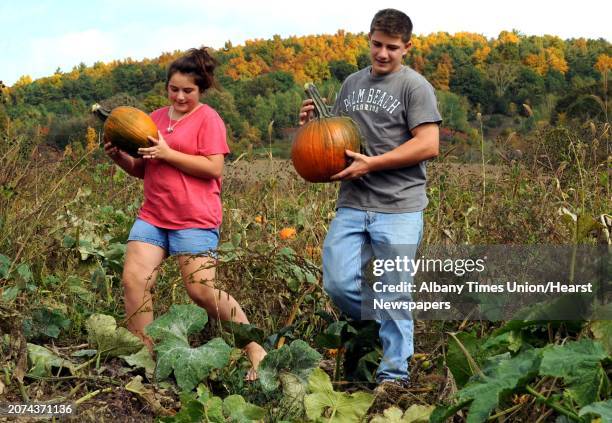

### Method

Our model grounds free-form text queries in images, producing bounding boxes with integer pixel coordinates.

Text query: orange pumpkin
[279,227,297,240]
[291,84,362,183]
[92,104,157,157]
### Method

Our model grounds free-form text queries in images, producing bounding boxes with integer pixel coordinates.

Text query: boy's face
[368,30,411,76]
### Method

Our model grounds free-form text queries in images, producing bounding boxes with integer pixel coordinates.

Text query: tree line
[0,30,610,155]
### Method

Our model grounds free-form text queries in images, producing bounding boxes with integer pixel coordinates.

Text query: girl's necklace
[167,104,201,133]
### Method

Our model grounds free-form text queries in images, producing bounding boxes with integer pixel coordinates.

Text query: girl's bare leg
[123,241,166,352]
[177,255,267,379]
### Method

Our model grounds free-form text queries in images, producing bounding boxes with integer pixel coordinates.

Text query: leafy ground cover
[0,121,610,422]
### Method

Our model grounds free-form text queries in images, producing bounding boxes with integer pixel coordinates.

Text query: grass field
[0,122,610,422]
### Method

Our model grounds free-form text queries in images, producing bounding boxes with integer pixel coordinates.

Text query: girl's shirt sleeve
[197,109,230,156]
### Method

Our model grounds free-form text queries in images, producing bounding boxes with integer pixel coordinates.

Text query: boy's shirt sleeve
[404,82,442,131]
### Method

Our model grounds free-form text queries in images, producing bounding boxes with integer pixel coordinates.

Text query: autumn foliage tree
[3,30,610,155]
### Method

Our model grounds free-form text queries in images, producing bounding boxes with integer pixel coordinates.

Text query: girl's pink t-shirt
[137,104,230,229]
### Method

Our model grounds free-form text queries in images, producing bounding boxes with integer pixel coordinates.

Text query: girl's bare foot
[244,342,267,381]
[133,330,155,355]
[144,339,155,355]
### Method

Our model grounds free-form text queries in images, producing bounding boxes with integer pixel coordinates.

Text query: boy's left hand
[330,150,372,181]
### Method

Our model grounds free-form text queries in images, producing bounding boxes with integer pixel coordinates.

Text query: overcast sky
[1,0,610,86]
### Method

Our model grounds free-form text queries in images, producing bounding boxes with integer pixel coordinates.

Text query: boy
[299,8,442,388]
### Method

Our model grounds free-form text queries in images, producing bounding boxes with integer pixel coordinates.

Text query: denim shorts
[127,218,219,256]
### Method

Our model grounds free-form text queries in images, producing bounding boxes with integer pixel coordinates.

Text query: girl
[104,47,266,380]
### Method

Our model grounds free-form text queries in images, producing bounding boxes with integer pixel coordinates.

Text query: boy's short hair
[370,9,413,42]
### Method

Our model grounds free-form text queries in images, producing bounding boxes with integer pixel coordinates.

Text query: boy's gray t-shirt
[332,65,442,212]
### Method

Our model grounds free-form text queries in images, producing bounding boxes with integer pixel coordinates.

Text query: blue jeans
[322,207,423,382]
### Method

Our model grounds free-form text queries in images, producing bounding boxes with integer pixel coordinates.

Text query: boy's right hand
[298,99,315,126]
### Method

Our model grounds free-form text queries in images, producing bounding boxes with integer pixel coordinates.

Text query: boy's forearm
[370,125,440,172]
[369,134,439,172]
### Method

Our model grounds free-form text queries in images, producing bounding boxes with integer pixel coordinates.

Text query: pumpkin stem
[304,83,333,118]
[91,103,111,121]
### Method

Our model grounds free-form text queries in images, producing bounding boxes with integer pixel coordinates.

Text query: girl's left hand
[139,131,172,160]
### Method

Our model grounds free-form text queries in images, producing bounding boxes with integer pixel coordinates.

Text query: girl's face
[167,72,201,116]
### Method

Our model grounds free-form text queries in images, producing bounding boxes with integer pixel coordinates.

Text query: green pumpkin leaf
[258,339,321,393]
[16,263,32,284]
[429,401,471,423]
[307,366,333,393]
[159,398,205,423]
[576,213,601,242]
[578,400,612,421]
[278,372,307,417]
[371,405,435,423]
[222,395,266,422]
[456,349,541,423]
[195,385,225,423]
[540,339,608,407]
[125,375,173,416]
[0,254,10,278]
[86,314,143,357]
[482,330,523,354]
[104,242,127,259]
[67,276,94,302]
[62,234,76,248]
[27,343,75,377]
[400,404,436,422]
[203,397,224,422]
[371,407,404,423]
[120,346,156,380]
[257,348,290,393]
[221,320,265,348]
[354,350,380,384]
[145,303,208,344]
[1,285,20,302]
[314,321,347,349]
[172,338,232,392]
[145,304,231,392]
[590,320,612,355]
[160,386,225,423]
[71,349,97,358]
[304,368,374,423]
[280,372,307,400]
[446,331,484,388]
[23,308,70,339]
